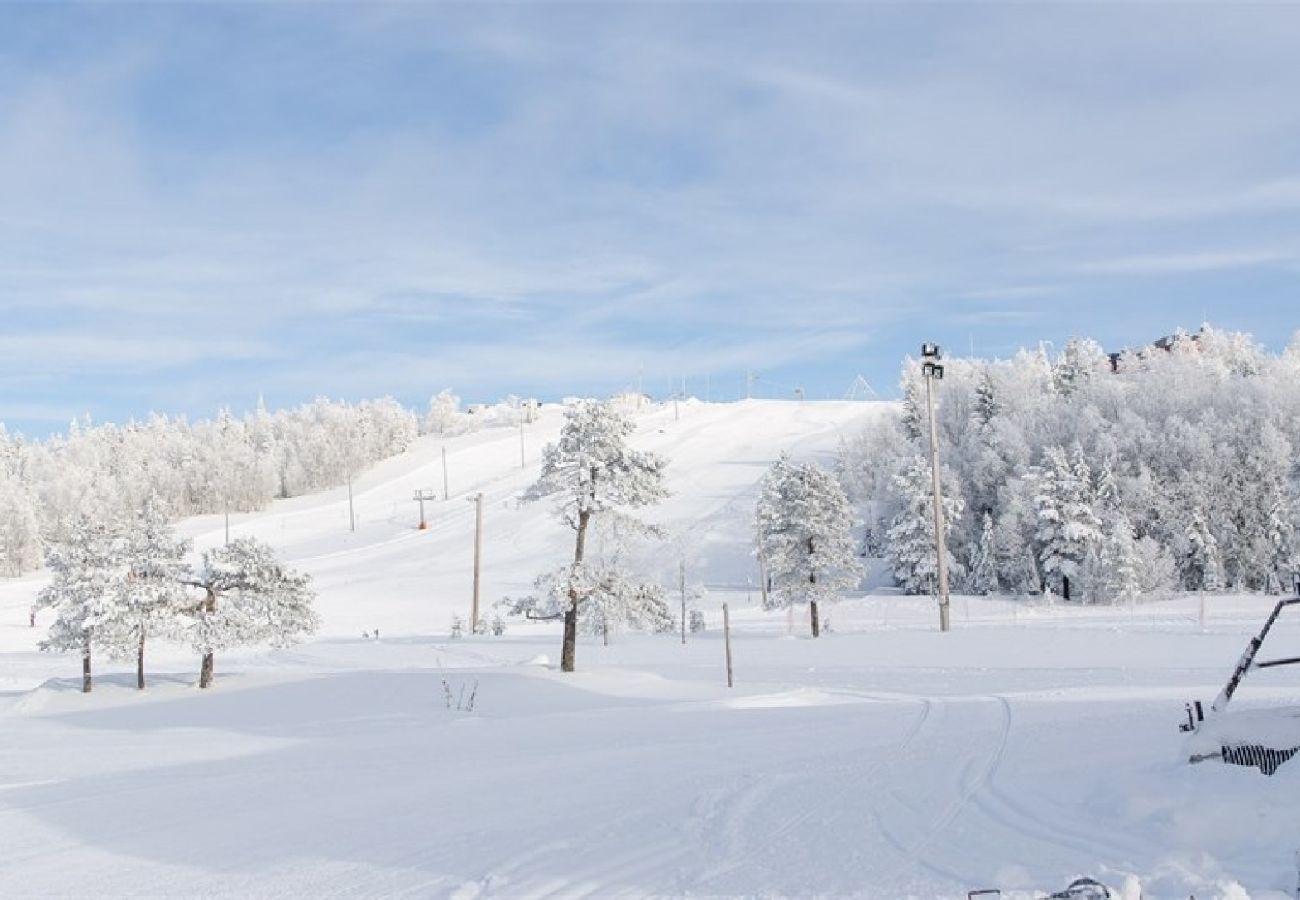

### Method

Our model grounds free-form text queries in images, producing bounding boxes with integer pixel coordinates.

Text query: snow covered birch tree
[755,455,863,637]
[183,538,318,688]
[36,517,126,693]
[522,399,667,672]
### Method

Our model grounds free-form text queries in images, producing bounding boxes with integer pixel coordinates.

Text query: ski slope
[3,400,1300,899]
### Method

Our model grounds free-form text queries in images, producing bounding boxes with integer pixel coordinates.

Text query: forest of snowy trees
[840,327,1300,602]
[0,390,526,577]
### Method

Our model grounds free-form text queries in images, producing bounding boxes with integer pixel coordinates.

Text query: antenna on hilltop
[845,375,879,401]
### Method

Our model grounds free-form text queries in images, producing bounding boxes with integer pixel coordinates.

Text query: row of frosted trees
[0,391,540,578]
[37,499,317,692]
[841,326,1300,601]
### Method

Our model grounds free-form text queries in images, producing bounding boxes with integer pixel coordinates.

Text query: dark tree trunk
[82,642,92,694]
[808,542,820,638]
[137,631,146,690]
[561,606,578,672]
[1062,575,1072,603]
[562,509,591,673]
[199,588,217,689]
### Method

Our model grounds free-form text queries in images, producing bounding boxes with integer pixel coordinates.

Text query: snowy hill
[3,399,1300,898]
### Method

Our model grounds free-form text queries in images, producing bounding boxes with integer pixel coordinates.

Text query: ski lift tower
[845,375,880,401]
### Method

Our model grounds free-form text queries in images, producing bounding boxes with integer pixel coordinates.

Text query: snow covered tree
[572,566,675,639]
[1053,338,1109,396]
[1099,511,1142,605]
[36,517,126,693]
[755,455,864,636]
[522,399,668,672]
[968,512,999,595]
[0,471,42,575]
[183,538,317,688]
[1185,506,1222,593]
[424,389,467,435]
[886,456,963,596]
[107,498,192,689]
[1029,445,1102,601]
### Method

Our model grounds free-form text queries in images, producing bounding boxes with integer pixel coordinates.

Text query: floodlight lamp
[921,342,941,359]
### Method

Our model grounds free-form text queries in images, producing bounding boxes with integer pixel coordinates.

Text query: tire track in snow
[694,696,934,885]
[874,695,1012,885]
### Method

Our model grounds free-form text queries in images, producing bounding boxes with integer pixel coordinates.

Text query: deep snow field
[3,400,1299,899]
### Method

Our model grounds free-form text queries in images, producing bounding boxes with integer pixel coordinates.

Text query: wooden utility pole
[723,603,734,688]
[413,489,436,530]
[469,492,484,633]
[759,555,769,608]
[519,419,526,469]
[441,446,450,500]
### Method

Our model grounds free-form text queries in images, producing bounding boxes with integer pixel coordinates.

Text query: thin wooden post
[347,474,355,533]
[679,559,687,645]
[723,603,734,688]
[442,446,450,500]
[470,492,484,633]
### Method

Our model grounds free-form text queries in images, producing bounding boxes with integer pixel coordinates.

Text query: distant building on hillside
[1107,325,1205,373]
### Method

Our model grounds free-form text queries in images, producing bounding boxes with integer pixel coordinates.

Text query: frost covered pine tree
[755,454,864,637]
[969,512,999,596]
[522,399,668,672]
[1099,511,1142,606]
[1186,507,1222,593]
[885,457,963,596]
[36,517,126,693]
[183,537,318,688]
[109,497,193,690]
[1029,445,1102,602]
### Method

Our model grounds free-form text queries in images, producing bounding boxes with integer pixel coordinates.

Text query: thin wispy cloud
[1,4,1299,432]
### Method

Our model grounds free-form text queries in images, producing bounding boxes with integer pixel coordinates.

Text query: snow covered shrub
[1134,536,1177,599]
[689,609,706,633]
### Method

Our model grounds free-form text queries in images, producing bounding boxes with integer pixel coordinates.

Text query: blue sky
[2,4,1300,435]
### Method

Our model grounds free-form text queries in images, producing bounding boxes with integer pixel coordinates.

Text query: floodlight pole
[922,344,951,633]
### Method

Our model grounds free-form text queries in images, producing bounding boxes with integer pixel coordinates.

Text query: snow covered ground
[3,400,1299,899]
